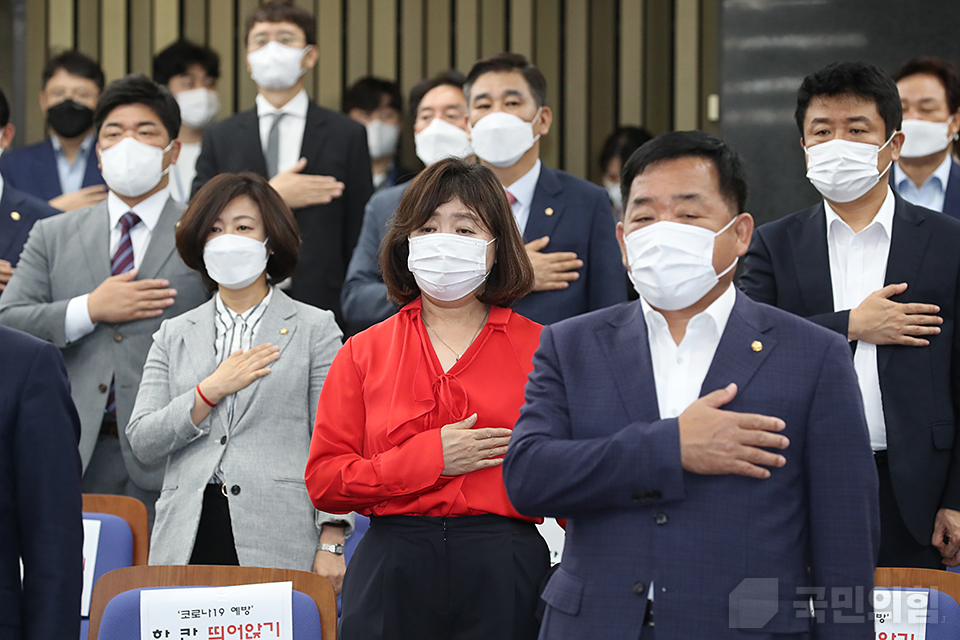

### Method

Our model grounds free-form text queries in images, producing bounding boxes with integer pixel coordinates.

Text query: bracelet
[196,384,217,408]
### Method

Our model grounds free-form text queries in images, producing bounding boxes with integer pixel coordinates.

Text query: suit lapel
[942,160,960,221]
[524,166,564,242]
[137,198,180,280]
[0,187,22,259]
[240,109,269,176]
[300,103,331,169]
[231,290,299,427]
[598,302,661,424]
[700,292,776,399]
[40,138,64,196]
[789,204,835,315]
[76,201,112,284]
[180,301,227,437]
[878,195,930,375]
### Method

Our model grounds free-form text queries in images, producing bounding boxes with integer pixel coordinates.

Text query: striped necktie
[105,211,141,420]
[505,190,517,206]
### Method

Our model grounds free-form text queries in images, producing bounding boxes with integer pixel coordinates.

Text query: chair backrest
[87,565,337,640]
[875,567,960,639]
[82,494,149,565]
[80,513,134,640]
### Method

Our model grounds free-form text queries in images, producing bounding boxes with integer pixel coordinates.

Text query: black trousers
[189,483,240,566]
[339,514,550,640]
[876,458,943,569]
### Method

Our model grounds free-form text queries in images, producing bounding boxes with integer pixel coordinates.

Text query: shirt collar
[214,286,274,325]
[50,133,96,157]
[824,185,895,240]
[256,90,309,119]
[502,159,542,209]
[894,154,954,194]
[640,282,737,341]
[107,187,171,233]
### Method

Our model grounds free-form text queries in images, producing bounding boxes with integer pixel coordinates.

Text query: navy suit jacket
[740,193,960,545]
[0,138,104,203]
[503,292,879,640]
[0,324,82,640]
[0,184,59,265]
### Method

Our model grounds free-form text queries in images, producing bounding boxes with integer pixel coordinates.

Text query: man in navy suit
[741,61,960,570]
[504,131,879,639]
[0,324,83,640]
[0,86,59,290]
[0,51,107,212]
[465,53,626,325]
[891,56,960,220]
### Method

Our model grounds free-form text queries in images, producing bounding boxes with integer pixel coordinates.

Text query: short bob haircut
[380,158,534,307]
[176,172,300,291]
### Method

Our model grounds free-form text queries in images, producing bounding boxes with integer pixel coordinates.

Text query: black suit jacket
[0,183,59,265]
[192,101,373,326]
[0,324,82,640]
[740,193,960,545]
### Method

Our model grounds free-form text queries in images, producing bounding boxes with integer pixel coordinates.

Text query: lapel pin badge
[751,340,763,352]
[10,211,20,221]
[280,328,289,335]
[545,207,554,216]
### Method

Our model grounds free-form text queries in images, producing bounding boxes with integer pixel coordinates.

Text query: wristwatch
[319,543,345,555]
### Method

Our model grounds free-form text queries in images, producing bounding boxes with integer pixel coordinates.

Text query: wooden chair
[875,567,960,605]
[87,565,337,640]
[82,494,149,566]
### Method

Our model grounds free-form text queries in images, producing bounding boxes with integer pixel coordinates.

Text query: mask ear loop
[876,130,898,180]
[713,215,741,277]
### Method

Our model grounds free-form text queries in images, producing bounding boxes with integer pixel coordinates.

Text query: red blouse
[305,298,542,521]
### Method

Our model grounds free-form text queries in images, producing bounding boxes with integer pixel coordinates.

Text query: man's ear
[0,123,15,149]
[734,213,755,256]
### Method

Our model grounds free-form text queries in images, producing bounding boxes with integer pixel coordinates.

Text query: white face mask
[366,119,400,159]
[99,137,173,198]
[603,180,622,211]
[203,234,269,290]
[247,42,309,91]
[407,233,495,301]
[415,118,472,166]
[176,88,220,129]
[625,217,738,311]
[469,107,542,168]
[804,133,895,203]
[900,117,955,158]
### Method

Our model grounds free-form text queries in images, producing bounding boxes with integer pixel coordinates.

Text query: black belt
[100,416,119,438]
[874,449,888,467]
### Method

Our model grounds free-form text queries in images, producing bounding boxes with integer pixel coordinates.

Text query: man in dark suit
[740,61,960,569]
[0,86,59,289]
[504,131,879,639]
[465,53,626,325]
[0,324,83,640]
[891,56,960,220]
[0,51,107,212]
[192,0,372,328]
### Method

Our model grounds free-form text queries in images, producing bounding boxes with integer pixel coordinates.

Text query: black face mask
[47,99,94,139]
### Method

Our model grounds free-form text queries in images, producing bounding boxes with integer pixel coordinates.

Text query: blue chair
[80,513,134,640]
[875,567,960,640]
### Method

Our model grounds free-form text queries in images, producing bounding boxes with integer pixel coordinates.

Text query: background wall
[1,0,721,183]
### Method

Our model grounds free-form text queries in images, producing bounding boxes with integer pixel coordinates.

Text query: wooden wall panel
[76,0,100,60]
[425,0,452,77]
[674,0,700,131]
[153,0,180,54]
[620,0,644,127]
[24,0,47,143]
[236,0,259,110]
[100,0,128,84]
[316,0,344,110]
[371,0,398,80]
[208,0,234,117]
[47,0,75,53]
[129,0,154,75]
[182,0,208,45]
[564,0,589,178]
[479,0,505,59]
[589,0,617,183]
[644,0,673,134]
[455,0,479,73]
[509,0,534,60]
[346,0,370,85]
[534,0,560,170]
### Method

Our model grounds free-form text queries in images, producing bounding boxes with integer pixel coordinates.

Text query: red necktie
[105,212,141,419]
[505,191,517,206]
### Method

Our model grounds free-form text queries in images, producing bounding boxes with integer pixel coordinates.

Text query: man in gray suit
[0,74,208,514]
[341,70,471,331]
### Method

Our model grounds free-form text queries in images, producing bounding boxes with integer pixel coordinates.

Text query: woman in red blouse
[305,158,548,639]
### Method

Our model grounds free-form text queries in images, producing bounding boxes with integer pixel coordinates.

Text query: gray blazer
[0,198,208,490]
[126,290,354,570]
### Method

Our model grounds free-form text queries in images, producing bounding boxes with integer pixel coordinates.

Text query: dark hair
[245,0,316,47]
[343,76,403,114]
[176,172,300,290]
[380,158,534,307]
[94,73,181,141]
[600,126,654,172]
[0,85,9,129]
[153,40,221,86]
[795,61,902,139]
[465,53,547,107]
[894,56,960,114]
[621,130,748,215]
[409,70,466,115]
[43,50,105,92]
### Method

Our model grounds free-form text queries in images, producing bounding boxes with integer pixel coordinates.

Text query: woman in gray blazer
[127,172,353,593]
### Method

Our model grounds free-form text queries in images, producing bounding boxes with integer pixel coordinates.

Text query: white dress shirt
[170,142,201,204]
[825,187,895,451]
[256,90,308,175]
[64,187,171,343]
[503,159,541,235]
[0,166,5,203]
[640,283,736,420]
[894,154,953,213]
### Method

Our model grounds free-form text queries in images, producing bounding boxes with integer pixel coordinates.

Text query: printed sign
[873,589,928,640]
[81,519,101,617]
[140,581,293,640]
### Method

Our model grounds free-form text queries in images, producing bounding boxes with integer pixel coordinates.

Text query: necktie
[266,112,287,179]
[505,190,517,206]
[105,212,141,420]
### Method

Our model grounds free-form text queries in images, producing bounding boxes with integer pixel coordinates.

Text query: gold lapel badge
[280,328,289,335]
[545,207,554,216]
[10,211,21,221]
[751,340,763,352]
